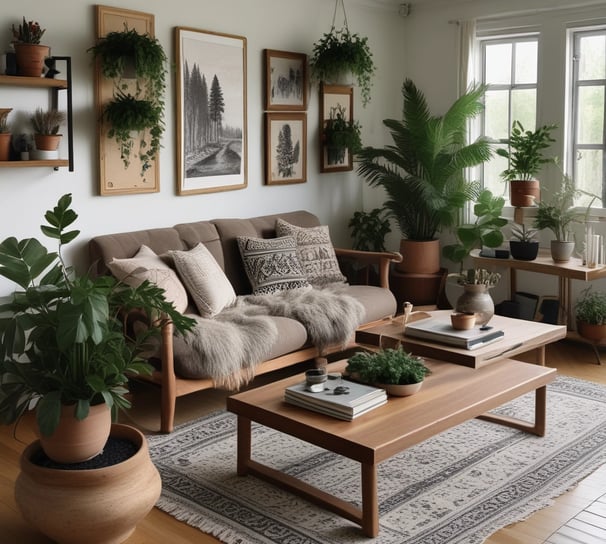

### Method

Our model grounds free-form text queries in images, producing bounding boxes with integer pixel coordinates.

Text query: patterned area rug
[147,376,606,543]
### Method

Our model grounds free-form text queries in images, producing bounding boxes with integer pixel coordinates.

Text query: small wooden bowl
[451,312,476,330]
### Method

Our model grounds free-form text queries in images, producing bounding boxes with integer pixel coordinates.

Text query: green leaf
[75,399,90,421]
[36,390,63,436]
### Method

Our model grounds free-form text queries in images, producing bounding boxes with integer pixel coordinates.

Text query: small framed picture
[264,112,307,185]
[264,49,307,111]
[320,83,354,173]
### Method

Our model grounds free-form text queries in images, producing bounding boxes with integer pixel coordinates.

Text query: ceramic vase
[381,381,423,396]
[550,240,575,263]
[455,283,494,325]
[15,424,161,544]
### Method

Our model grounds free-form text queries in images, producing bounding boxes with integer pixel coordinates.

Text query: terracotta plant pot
[396,239,440,274]
[14,43,50,77]
[39,402,112,464]
[15,424,161,544]
[577,321,606,343]
[0,132,11,161]
[510,179,540,208]
[34,133,62,151]
[451,312,476,330]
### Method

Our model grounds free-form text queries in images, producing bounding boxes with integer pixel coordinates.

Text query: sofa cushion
[237,235,309,294]
[107,245,188,313]
[342,284,397,323]
[169,243,237,318]
[275,218,347,286]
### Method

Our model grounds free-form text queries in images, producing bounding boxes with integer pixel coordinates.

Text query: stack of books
[404,315,504,350]
[284,377,387,421]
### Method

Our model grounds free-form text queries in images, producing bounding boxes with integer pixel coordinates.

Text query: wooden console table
[471,249,606,363]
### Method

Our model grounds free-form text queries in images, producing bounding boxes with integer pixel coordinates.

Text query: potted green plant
[11,16,49,77]
[346,348,431,396]
[575,287,606,343]
[509,222,539,261]
[0,108,11,161]
[348,207,391,252]
[357,79,491,276]
[310,6,375,107]
[495,120,557,207]
[30,107,66,153]
[0,194,194,464]
[323,103,362,165]
[88,26,167,175]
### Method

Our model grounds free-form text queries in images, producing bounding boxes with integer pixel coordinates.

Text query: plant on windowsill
[346,347,431,396]
[495,120,557,207]
[357,79,491,277]
[88,25,167,175]
[0,193,195,464]
[310,0,375,106]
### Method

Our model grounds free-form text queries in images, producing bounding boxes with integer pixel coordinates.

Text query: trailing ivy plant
[89,26,167,175]
[103,90,163,173]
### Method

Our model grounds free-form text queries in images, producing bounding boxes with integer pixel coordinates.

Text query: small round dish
[450,312,476,330]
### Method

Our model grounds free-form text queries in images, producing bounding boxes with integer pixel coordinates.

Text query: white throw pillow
[275,218,347,286]
[107,245,188,313]
[169,243,237,318]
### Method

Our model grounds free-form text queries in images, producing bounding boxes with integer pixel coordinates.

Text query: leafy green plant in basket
[346,348,431,385]
[0,194,195,437]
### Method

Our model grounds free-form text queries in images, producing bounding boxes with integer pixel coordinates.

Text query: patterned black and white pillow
[237,235,310,295]
[275,218,347,286]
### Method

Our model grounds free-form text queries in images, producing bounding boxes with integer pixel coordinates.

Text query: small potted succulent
[346,348,431,396]
[30,107,66,153]
[575,287,606,343]
[11,16,49,77]
[509,222,539,261]
[496,120,557,207]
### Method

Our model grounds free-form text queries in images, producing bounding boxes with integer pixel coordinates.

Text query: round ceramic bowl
[450,312,476,330]
[305,368,328,385]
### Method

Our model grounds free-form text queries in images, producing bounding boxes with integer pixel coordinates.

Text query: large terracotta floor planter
[15,424,161,544]
[396,239,440,274]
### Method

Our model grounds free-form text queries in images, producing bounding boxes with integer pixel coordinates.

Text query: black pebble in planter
[509,240,539,261]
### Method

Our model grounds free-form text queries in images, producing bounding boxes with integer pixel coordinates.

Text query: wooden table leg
[361,462,379,537]
[536,345,545,366]
[236,416,252,476]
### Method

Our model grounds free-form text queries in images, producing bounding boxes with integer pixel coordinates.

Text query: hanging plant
[89,26,167,175]
[310,0,375,106]
[103,90,163,173]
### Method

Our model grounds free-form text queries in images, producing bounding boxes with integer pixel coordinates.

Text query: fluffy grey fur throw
[174,285,365,388]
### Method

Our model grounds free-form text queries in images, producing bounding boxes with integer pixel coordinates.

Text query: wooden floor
[1,340,604,544]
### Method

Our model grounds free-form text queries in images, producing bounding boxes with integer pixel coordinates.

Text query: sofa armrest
[334,248,402,289]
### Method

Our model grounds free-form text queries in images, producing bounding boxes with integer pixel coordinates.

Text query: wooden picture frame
[265,112,307,185]
[95,6,159,195]
[175,27,247,195]
[264,49,307,111]
[320,83,354,173]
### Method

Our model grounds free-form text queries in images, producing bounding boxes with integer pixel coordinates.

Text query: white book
[284,394,388,421]
[404,315,504,350]
[284,378,387,419]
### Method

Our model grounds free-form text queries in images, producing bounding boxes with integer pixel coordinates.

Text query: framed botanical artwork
[320,83,354,173]
[264,49,307,111]
[175,27,247,195]
[264,112,307,185]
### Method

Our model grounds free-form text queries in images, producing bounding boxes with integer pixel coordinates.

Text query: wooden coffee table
[226,357,556,537]
[356,310,567,367]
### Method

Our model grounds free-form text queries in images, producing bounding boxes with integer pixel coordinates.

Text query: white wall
[0,0,406,296]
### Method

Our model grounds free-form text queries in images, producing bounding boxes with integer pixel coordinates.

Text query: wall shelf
[0,56,73,171]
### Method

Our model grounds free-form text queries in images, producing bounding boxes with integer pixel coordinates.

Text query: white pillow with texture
[169,243,237,318]
[107,245,188,313]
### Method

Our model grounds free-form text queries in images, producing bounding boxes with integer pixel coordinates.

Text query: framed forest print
[265,112,307,185]
[320,83,354,173]
[264,49,307,111]
[175,27,247,195]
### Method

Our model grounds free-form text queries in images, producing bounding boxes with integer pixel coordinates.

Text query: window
[569,28,606,207]
[479,36,539,199]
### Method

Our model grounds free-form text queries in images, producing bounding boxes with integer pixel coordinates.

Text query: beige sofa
[89,210,401,432]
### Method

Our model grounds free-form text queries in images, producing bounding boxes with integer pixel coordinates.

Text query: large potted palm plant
[0,194,194,463]
[357,79,491,275]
